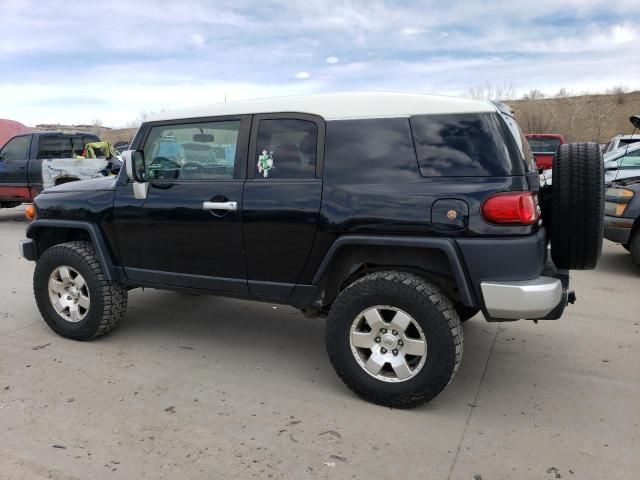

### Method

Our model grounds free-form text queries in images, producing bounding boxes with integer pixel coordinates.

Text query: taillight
[481,192,539,225]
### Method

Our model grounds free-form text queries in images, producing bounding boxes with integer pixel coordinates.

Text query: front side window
[0,135,31,162]
[143,120,240,180]
[254,119,317,179]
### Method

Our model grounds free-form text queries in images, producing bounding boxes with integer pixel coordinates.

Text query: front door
[0,134,33,201]
[243,114,325,297]
[113,116,251,293]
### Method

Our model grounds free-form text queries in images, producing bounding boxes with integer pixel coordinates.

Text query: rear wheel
[549,143,604,270]
[34,241,128,340]
[325,271,463,409]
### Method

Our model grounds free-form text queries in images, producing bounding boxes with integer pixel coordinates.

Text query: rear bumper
[603,215,633,244]
[481,276,564,320]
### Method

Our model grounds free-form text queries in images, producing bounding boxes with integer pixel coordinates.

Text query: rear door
[243,114,324,297]
[0,134,33,201]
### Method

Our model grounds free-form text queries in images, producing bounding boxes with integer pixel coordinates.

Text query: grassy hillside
[507,90,640,143]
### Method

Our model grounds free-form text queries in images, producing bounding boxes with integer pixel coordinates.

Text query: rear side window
[37,134,100,159]
[325,118,418,184]
[411,113,524,177]
[254,119,317,179]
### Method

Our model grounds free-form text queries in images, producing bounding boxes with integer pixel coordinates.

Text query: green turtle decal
[257,149,274,177]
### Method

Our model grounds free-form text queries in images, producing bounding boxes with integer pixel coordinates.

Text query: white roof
[146,92,496,122]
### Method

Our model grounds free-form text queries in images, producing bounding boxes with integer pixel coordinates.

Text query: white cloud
[611,24,636,44]
[400,27,426,36]
[189,33,207,48]
[294,71,311,80]
[326,56,339,64]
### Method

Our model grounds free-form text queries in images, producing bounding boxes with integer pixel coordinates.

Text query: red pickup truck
[525,133,566,170]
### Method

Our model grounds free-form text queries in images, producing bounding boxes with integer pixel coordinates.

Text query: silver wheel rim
[48,266,90,323]
[349,305,427,383]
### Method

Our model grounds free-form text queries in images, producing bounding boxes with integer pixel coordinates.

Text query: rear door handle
[202,201,238,212]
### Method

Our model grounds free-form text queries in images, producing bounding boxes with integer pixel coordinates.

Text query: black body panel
[25,110,547,315]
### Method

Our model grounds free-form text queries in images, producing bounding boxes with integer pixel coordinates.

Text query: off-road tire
[325,271,463,409]
[34,241,128,340]
[455,304,479,322]
[630,231,640,269]
[550,142,604,270]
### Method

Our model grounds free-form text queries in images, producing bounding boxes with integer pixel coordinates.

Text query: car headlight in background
[604,188,634,217]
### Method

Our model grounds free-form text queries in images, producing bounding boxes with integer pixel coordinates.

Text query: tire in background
[549,143,604,270]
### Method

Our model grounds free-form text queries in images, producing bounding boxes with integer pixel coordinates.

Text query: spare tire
[549,142,604,270]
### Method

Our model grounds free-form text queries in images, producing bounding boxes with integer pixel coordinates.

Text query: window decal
[257,149,274,177]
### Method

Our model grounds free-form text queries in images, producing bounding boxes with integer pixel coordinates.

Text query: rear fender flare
[312,235,476,307]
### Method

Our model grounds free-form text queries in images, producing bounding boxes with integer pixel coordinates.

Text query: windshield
[527,137,561,153]
[619,138,640,148]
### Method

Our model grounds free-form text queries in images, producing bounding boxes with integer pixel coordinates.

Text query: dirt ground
[1,205,638,479]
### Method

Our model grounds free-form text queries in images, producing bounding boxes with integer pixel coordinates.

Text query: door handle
[202,201,238,212]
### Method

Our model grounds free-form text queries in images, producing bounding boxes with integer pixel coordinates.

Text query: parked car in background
[604,141,640,183]
[602,134,640,155]
[0,132,105,207]
[525,133,566,170]
[604,176,640,267]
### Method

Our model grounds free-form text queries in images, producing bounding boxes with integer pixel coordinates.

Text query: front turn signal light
[25,205,36,220]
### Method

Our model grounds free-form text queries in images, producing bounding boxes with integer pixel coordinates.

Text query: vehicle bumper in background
[481,276,564,320]
[19,239,36,261]
[603,215,633,244]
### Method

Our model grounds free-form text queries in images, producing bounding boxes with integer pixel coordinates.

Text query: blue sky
[1,0,638,127]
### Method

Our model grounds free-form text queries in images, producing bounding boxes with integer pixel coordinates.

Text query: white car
[604,141,640,183]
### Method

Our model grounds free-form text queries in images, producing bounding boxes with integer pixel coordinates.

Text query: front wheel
[325,271,463,409]
[34,241,128,340]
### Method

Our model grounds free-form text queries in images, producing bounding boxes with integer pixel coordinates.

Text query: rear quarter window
[325,118,419,184]
[410,113,524,177]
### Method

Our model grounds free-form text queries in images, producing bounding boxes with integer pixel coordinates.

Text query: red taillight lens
[534,154,554,170]
[482,192,539,225]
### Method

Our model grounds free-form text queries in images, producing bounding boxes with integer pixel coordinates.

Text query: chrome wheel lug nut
[392,329,398,335]
[380,328,387,334]
[380,347,387,354]
[392,349,398,356]
[398,340,404,346]
[374,336,381,343]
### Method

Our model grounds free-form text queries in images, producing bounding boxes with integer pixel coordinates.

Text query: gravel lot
[1,205,638,480]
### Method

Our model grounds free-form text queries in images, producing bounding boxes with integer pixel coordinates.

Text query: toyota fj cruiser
[19,93,604,408]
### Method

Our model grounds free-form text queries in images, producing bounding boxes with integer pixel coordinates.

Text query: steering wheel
[180,162,205,179]
[148,156,180,180]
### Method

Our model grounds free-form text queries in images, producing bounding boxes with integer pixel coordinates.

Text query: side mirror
[124,150,148,200]
[630,115,640,130]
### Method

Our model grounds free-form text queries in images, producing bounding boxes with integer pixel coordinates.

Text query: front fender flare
[26,219,116,281]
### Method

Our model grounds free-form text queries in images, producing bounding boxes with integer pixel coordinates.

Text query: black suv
[19,93,604,408]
